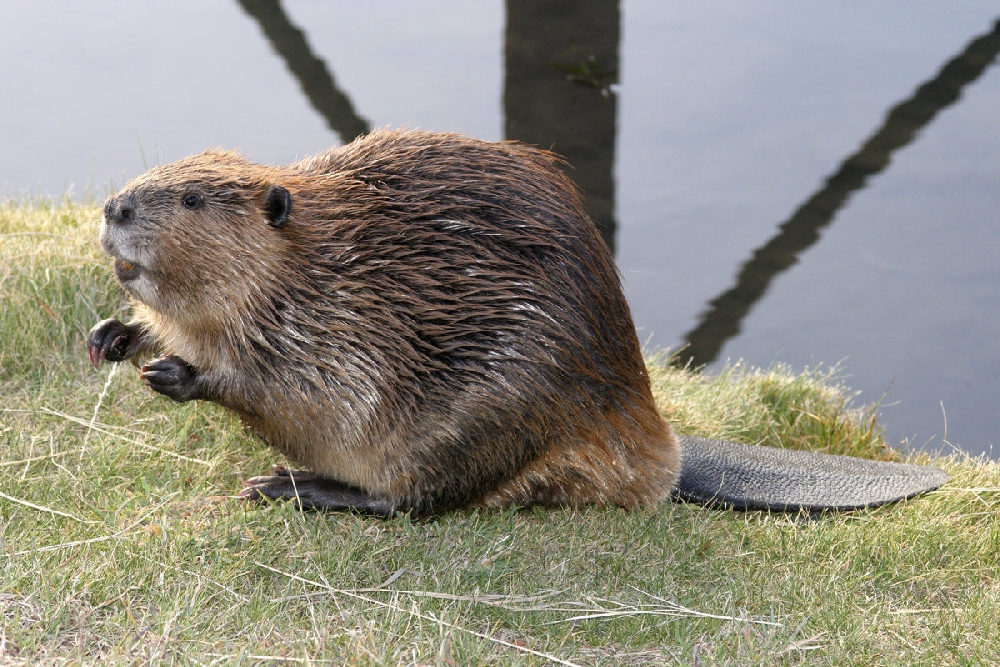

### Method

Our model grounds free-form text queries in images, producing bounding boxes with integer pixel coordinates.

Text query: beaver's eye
[182,193,203,210]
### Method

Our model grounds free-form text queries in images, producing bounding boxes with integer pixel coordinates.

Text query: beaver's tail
[673,436,949,511]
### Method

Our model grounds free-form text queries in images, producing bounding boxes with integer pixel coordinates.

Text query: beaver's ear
[263,185,292,228]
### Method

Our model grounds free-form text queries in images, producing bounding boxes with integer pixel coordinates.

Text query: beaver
[88,129,948,516]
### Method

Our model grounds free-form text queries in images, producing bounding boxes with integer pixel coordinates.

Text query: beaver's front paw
[87,318,134,365]
[140,356,203,402]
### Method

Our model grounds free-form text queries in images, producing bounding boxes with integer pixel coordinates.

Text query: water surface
[3,1,998,458]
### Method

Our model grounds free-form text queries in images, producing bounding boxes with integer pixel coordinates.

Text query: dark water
[3,2,998,459]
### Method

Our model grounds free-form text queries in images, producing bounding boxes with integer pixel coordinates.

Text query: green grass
[1,199,997,665]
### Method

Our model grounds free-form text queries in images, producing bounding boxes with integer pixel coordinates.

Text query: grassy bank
[1,200,997,665]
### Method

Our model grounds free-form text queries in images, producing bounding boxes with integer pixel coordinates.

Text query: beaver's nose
[104,193,137,226]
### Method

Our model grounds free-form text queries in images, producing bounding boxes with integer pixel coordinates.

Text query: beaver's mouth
[114,258,141,282]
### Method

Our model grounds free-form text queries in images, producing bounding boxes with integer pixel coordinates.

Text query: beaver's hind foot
[240,466,396,516]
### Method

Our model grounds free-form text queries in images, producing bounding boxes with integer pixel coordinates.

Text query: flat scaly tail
[674,436,949,512]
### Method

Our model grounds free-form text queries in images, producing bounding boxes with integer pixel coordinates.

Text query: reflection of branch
[677,18,1000,368]
[236,0,370,144]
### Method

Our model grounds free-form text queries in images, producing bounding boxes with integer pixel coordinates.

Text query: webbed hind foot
[239,466,396,517]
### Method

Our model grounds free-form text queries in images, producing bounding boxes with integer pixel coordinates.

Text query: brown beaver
[88,129,680,516]
[88,129,947,516]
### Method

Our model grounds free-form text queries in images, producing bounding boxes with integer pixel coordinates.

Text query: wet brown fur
[96,129,681,516]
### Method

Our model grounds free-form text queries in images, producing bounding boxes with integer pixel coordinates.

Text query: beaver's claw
[141,355,203,402]
[87,318,133,365]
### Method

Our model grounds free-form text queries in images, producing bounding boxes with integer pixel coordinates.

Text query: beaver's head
[100,151,293,324]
